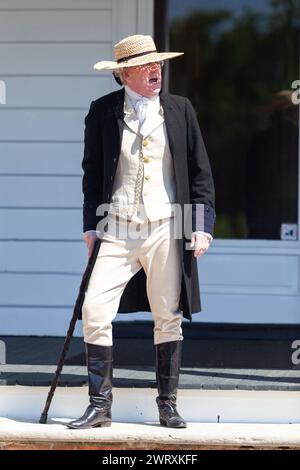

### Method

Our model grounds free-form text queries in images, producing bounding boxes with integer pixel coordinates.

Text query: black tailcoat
[81,88,215,320]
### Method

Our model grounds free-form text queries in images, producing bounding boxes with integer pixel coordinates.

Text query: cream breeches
[82,215,183,346]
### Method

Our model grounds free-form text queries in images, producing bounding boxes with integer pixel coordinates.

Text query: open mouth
[149,77,159,84]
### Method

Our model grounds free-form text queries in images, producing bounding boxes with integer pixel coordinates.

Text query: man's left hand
[191,232,211,258]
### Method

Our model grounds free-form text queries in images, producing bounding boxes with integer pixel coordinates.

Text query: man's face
[121,61,163,97]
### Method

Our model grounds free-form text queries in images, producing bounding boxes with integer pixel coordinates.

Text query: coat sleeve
[185,98,216,236]
[82,101,102,232]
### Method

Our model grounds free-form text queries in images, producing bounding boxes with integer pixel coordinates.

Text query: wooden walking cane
[39,239,101,424]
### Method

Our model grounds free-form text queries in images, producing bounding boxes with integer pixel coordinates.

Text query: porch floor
[1,419,300,450]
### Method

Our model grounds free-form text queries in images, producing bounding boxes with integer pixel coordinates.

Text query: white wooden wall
[0,0,299,336]
[0,0,153,335]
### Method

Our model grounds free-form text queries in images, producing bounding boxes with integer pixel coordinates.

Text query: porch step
[1,419,300,450]
[1,366,300,448]
[0,366,300,424]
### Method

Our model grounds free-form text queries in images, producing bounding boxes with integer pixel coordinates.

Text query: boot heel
[97,421,112,428]
[159,418,167,427]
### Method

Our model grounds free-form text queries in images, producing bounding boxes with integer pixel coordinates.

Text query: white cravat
[125,85,160,137]
[134,96,150,123]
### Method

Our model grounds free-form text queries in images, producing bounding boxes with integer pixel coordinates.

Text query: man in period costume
[67,34,215,429]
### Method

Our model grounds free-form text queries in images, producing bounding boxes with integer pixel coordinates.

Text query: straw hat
[94,34,183,71]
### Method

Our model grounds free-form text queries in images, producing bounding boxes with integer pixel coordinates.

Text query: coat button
[144,175,150,180]
[144,191,149,196]
[142,139,149,147]
[143,157,150,163]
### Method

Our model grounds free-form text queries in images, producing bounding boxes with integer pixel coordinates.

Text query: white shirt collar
[124,85,159,104]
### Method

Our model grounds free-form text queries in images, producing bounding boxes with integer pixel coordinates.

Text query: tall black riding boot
[67,343,113,429]
[156,340,187,428]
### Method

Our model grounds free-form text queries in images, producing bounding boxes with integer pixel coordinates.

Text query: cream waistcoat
[109,94,177,223]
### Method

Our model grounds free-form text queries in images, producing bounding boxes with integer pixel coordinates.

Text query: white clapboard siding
[0,143,83,174]
[0,209,82,240]
[3,77,111,108]
[2,241,296,297]
[0,0,111,8]
[0,44,111,75]
[1,295,300,336]
[0,11,112,41]
[0,176,82,207]
[0,273,81,305]
[199,254,298,295]
[193,293,300,324]
[0,110,85,141]
[2,240,296,298]
[0,241,86,272]
[0,308,149,336]
[0,0,154,336]
[0,307,84,336]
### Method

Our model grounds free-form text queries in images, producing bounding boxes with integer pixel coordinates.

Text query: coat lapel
[112,88,125,139]
[160,92,190,209]
[123,97,140,135]
[160,92,182,162]
[101,89,125,181]
[160,93,181,158]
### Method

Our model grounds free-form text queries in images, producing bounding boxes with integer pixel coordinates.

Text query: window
[157,0,299,239]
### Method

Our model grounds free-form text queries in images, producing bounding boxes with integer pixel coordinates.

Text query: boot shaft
[155,340,182,402]
[66,343,113,429]
[86,343,113,403]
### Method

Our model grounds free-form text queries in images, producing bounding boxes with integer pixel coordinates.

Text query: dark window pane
[164,0,299,239]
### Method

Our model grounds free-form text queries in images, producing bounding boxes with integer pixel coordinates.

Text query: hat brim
[93,51,184,71]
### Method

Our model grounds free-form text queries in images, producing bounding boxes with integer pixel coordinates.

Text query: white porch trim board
[0,386,300,425]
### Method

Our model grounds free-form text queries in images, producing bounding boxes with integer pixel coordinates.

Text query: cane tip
[39,413,48,424]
